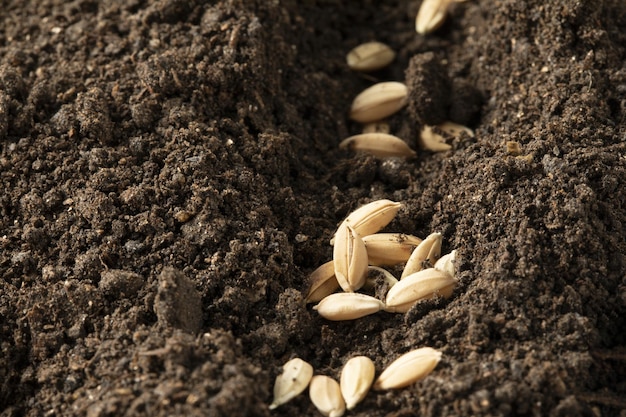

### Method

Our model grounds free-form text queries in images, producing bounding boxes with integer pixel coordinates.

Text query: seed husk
[385,268,457,313]
[349,82,408,123]
[331,200,403,246]
[333,223,368,292]
[313,292,385,321]
[340,133,416,159]
[340,356,376,410]
[309,375,346,417]
[347,41,396,72]
[401,232,442,279]
[434,250,456,278]
[363,233,422,266]
[416,0,450,35]
[374,347,442,390]
[305,261,340,303]
[269,357,314,409]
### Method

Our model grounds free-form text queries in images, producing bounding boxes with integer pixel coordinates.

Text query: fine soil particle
[1,0,626,416]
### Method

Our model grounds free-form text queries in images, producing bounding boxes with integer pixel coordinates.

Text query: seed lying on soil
[434,250,456,278]
[347,41,396,72]
[333,223,369,292]
[339,133,416,159]
[416,0,451,35]
[340,356,376,410]
[349,81,408,123]
[374,347,443,390]
[419,121,474,151]
[305,260,340,303]
[385,267,457,313]
[437,121,474,137]
[363,233,423,266]
[419,125,452,152]
[401,232,442,278]
[269,358,314,409]
[332,200,403,245]
[309,375,346,417]
[313,292,385,321]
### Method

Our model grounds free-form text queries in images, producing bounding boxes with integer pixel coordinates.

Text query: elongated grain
[269,358,314,409]
[343,199,403,238]
[313,293,385,321]
[333,223,368,292]
[340,356,376,409]
[401,232,442,278]
[309,375,346,417]
[347,42,396,72]
[349,82,408,123]
[416,0,450,35]
[374,347,442,389]
[385,268,456,313]
[305,260,340,303]
[363,233,422,266]
[340,133,416,159]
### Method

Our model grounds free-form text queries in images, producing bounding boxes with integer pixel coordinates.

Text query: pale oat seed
[385,267,456,313]
[346,41,396,72]
[340,356,376,410]
[269,357,314,409]
[349,82,408,123]
[374,347,442,389]
[309,375,346,417]
[313,292,385,321]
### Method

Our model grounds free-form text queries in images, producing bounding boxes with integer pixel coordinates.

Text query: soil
[1,0,625,416]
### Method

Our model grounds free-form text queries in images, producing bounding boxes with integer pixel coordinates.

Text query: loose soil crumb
[1,0,625,416]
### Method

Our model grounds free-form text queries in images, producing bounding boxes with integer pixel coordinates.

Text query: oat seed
[385,267,456,313]
[309,375,346,417]
[416,0,451,35]
[401,232,442,279]
[340,356,376,410]
[437,121,474,137]
[349,82,408,123]
[305,260,340,303]
[333,223,369,292]
[433,250,456,278]
[340,133,416,159]
[330,200,404,247]
[373,347,442,390]
[419,122,473,152]
[419,125,453,152]
[347,41,396,72]
[313,292,385,321]
[269,357,314,409]
[363,233,422,266]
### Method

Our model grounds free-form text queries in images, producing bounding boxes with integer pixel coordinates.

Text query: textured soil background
[1,0,626,416]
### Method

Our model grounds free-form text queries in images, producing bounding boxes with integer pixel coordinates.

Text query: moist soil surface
[1,1,626,416]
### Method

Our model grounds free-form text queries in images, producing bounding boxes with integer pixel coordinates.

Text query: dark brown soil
[1,0,625,416]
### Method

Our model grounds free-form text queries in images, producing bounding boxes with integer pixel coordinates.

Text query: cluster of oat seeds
[342,0,474,158]
[270,348,442,415]
[269,3,475,414]
[305,199,457,320]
